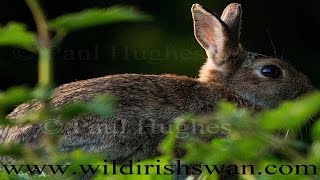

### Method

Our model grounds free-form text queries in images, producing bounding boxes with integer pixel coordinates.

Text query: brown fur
[0,3,315,166]
[3,74,255,161]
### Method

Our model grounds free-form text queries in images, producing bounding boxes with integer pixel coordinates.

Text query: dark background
[0,0,319,90]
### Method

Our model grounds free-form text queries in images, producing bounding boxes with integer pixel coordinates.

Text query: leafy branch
[0,0,151,88]
[26,0,52,87]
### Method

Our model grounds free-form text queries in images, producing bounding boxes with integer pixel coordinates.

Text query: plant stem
[25,0,52,87]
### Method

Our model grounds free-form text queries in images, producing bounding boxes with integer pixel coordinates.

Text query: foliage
[49,6,152,32]
[0,0,319,180]
[0,87,319,179]
[0,23,36,51]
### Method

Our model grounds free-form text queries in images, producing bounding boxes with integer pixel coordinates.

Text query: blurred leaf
[159,116,188,157]
[0,143,24,157]
[215,102,237,118]
[87,95,114,118]
[0,87,33,112]
[308,141,320,161]
[214,101,252,128]
[0,22,36,51]
[311,118,320,141]
[232,136,266,161]
[159,127,177,158]
[184,137,238,166]
[260,92,320,131]
[32,85,54,101]
[0,118,13,126]
[13,109,49,124]
[67,150,103,178]
[58,102,88,119]
[49,6,152,32]
[59,94,113,119]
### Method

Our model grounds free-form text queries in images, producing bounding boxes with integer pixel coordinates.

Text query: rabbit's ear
[221,3,242,40]
[191,4,241,66]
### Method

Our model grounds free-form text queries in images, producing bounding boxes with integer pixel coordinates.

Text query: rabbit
[0,2,315,171]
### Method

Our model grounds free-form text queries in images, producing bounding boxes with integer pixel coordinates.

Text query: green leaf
[0,143,24,157]
[0,118,13,126]
[49,6,152,32]
[32,85,55,101]
[260,92,320,131]
[309,141,320,161]
[0,22,36,51]
[311,118,320,141]
[59,94,114,119]
[0,86,33,112]
[58,102,88,119]
[86,94,114,118]
[159,116,189,157]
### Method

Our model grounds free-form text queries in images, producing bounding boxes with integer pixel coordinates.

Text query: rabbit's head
[192,3,315,108]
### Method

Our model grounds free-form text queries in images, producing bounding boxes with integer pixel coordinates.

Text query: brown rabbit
[0,2,315,167]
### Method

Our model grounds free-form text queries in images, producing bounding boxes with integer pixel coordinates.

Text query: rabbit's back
[3,74,249,161]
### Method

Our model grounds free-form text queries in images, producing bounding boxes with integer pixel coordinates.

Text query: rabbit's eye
[260,65,282,78]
